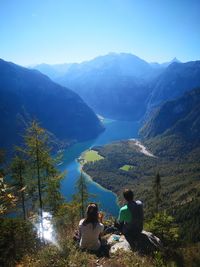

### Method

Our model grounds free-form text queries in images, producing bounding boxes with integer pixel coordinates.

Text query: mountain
[0,59,104,151]
[150,57,181,69]
[161,57,181,67]
[33,55,200,121]
[54,53,160,120]
[82,87,200,245]
[140,87,200,145]
[34,53,153,79]
[147,61,200,110]
[33,53,164,120]
[32,63,73,79]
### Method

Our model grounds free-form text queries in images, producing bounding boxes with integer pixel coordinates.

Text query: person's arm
[114,208,124,231]
[118,208,125,223]
[98,221,105,242]
[78,219,84,238]
[98,211,104,224]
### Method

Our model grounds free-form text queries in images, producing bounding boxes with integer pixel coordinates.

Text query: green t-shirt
[118,204,132,223]
[118,200,143,226]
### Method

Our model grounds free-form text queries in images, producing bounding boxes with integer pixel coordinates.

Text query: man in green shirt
[118,189,143,247]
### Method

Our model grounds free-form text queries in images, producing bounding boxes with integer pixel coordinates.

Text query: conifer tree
[74,171,89,218]
[22,121,64,217]
[153,172,161,214]
[10,152,26,220]
[44,163,64,215]
[24,121,48,219]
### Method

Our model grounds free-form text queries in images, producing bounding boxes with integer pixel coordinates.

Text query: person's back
[78,203,104,251]
[79,219,104,250]
[123,200,143,235]
[118,189,143,246]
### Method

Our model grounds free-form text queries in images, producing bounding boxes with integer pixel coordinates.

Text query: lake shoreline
[61,119,141,215]
[77,137,155,213]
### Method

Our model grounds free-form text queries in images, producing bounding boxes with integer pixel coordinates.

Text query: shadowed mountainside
[147,61,200,110]
[140,88,200,144]
[0,59,104,151]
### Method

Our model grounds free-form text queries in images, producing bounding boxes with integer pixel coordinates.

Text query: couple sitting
[77,188,143,252]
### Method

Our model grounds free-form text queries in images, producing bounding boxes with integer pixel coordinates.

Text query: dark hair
[83,203,99,227]
[123,189,134,201]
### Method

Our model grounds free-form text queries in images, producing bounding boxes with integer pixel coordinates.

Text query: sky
[0,0,200,66]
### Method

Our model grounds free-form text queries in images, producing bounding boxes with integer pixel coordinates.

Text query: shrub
[0,218,39,267]
[146,211,180,247]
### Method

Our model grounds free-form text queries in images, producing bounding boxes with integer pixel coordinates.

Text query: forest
[1,122,200,266]
[83,139,200,244]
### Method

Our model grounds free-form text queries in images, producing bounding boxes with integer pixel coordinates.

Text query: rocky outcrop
[107,231,162,254]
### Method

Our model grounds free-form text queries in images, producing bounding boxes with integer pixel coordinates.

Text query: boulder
[107,235,131,253]
[107,231,163,254]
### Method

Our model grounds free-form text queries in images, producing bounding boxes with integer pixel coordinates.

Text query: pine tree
[22,120,64,217]
[74,171,89,218]
[10,152,26,220]
[44,163,64,215]
[24,121,48,219]
[153,172,161,214]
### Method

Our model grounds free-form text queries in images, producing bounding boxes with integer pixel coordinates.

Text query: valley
[59,119,141,216]
[1,56,200,231]
[1,1,200,265]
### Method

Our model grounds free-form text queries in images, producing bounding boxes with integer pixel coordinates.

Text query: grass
[81,150,104,163]
[17,223,155,267]
[119,164,134,171]
[19,241,155,267]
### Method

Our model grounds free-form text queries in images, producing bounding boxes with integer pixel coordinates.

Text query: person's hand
[98,211,104,223]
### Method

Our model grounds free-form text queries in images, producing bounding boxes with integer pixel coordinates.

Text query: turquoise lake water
[59,119,140,217]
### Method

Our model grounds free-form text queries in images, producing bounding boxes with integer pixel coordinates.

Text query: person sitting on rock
[117,188,144,247]
[78,203,104,251]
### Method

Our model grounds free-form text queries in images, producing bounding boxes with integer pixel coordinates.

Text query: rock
[136,231,163,254]
[107,235,131,253]
[107,231,163,254]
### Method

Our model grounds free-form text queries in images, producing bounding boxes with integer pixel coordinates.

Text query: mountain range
[35,53,158,120]
[33,53,200,121]
[0,59,103,151]
[2,53,200,153]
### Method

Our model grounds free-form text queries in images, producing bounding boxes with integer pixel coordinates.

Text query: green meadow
[81,149,104,163]
[120,164,134,171]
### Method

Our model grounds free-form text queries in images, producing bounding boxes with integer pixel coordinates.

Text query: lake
[59,119,140,217]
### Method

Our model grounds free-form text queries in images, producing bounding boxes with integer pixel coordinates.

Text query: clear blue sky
[1,0,200,65]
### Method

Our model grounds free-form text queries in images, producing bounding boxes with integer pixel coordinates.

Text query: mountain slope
[140,88,200,140]
[33,63,73,79]
[0,59,103,150]
[148,61,200,109]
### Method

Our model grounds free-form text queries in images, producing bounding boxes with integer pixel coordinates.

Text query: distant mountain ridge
[33,53,180,80]
[150,57,181,68]
[32,53,200,121]
[33,63,73,79]
[140,88,200,145]
[147,61,200,109]
[33,53,161,120]
[0,59,103,151]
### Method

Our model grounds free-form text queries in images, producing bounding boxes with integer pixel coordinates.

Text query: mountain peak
[171,57,180,63]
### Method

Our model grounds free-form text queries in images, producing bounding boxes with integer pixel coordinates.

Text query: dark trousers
[124,229,141,248]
